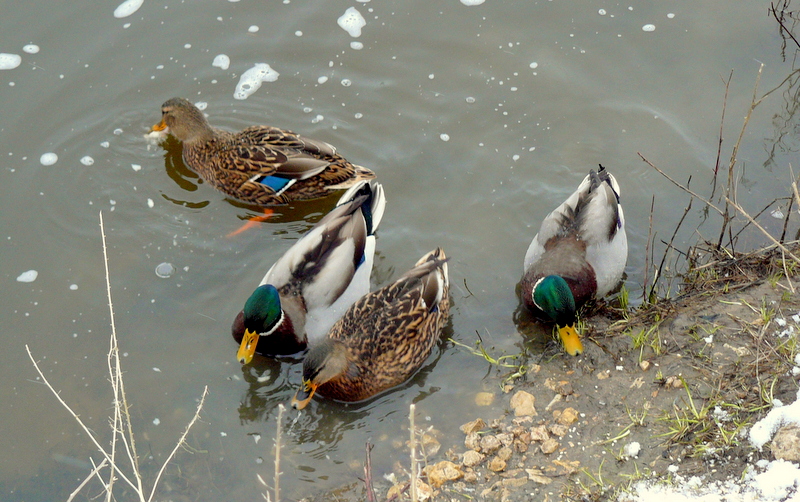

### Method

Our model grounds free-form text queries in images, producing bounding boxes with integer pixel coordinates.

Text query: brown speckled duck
[291,247,450,409]
[151,97,375,205]
[520,165,627,356]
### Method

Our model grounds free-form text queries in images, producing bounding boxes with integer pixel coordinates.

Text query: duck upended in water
[291,247,450,409]
[151,97,375,205]
[232,179,386,363]
[520,164,627,356]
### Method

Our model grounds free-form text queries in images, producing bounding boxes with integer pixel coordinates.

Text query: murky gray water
[1,0,798,500]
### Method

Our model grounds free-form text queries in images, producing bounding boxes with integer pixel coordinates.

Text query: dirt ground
[302,242,800,502]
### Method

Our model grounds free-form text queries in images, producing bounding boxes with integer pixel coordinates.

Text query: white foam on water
[17,270,38,283]
[338,7,366,37]
[0,53,22,70]
[318,76,329,84]
[460,0,485,4]
[642,24,655,32]
[295,30,303,36]
[131,164,141,171]
[248,25,259,33]
[80,156,94,166]
[350,41,363,50]
[147,198,154,208]
[233,63,279,100]
[341,78,351,86]
[40,153,58,165]
[599,8,607,15]
[113,0,144,18]
[440,133,450,142]
[212,54,230,70]
[23,44,39,54]
[69,284,78,290]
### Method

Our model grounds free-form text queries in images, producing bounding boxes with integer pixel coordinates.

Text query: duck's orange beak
[151,119,168,132]
[291,379,318,410]
[237,329,259,364]
[558,324,583,356]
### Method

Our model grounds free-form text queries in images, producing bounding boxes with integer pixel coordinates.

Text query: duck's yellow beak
[151,119,168,132]
[291,379,318,410]
[558,324,583,356]
[237,329,260,364]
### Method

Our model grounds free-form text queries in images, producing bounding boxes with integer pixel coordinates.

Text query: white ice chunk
[17,270,38,282]
[233,63,279,100]
[212,54,230,70]
[113,0,144,18]
[0,53,22,70]
[40,153,58,165]
[337,7,366,37]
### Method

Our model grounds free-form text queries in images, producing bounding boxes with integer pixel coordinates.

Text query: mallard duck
[151,97,375,205]
[291,247,450,409]
[520,164,627,356]
[232,179,386,362]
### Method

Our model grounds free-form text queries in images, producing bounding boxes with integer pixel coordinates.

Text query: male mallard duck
[232,179,386,363]
[151,97,375,205]
[520,164,627,356]
[291,247,450,409]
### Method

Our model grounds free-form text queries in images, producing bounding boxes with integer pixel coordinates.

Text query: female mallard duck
[151,97,375,206]
[232,179,386,363]
[520,164,627,356]
[291,247,450,409]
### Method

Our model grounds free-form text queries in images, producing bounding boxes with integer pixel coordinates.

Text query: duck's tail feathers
[337,179,386,235]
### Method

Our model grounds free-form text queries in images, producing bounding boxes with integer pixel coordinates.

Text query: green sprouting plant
[449,335,527,388]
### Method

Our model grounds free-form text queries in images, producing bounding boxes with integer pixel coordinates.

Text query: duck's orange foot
[226,209,275,237]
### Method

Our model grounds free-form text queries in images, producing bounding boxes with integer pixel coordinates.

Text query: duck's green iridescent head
[532,275,583,356]
[237,285,284,364]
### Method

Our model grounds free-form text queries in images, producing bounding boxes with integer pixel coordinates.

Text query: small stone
[529,425,550,442]
[540,438,559,454]
[640,360,651,371]
[597,370,611,380]
[488,456,507,472]
[548,423,569,437]
[526,468,553,484]
[489,418,505,429]
[462,450,484,467]
[510,390,537,417]
[544,378,573,395]
[496,432,514,446]
[773,424,800,461]
[461,418,486,435]
[502,476,528,489]
[465,432,481,451]
[426,460,463,488]
[513,439,529,453]
[480,434,502,454]
[509,425,526,437]
[464,471,478,483]
[496,446,513,461]
[475,392,495,406]
[557,407,579,425]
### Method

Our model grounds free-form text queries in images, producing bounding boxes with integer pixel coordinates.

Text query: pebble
[479,434,502,454]
[475,392,495,406]
[510,390,537,417]
[772,424,800,461]
[460,418,486,435]
[465,432,481,451]
[540,438,559,454]
[496,446,513,461]
[426,461,462,487]
[462,450,484,467]
[556,407,579,425]
[488,456,507,472]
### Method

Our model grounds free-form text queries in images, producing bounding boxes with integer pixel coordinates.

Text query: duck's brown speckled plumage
[294,248,450,406]
[153,97,375,206]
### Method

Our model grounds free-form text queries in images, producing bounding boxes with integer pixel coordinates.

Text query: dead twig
[365,442,377,502]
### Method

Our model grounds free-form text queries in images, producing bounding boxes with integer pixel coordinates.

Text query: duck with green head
[520,165,627,355]
[291,247,450,409]
[232,179,386,362]
[151,97,375,206]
